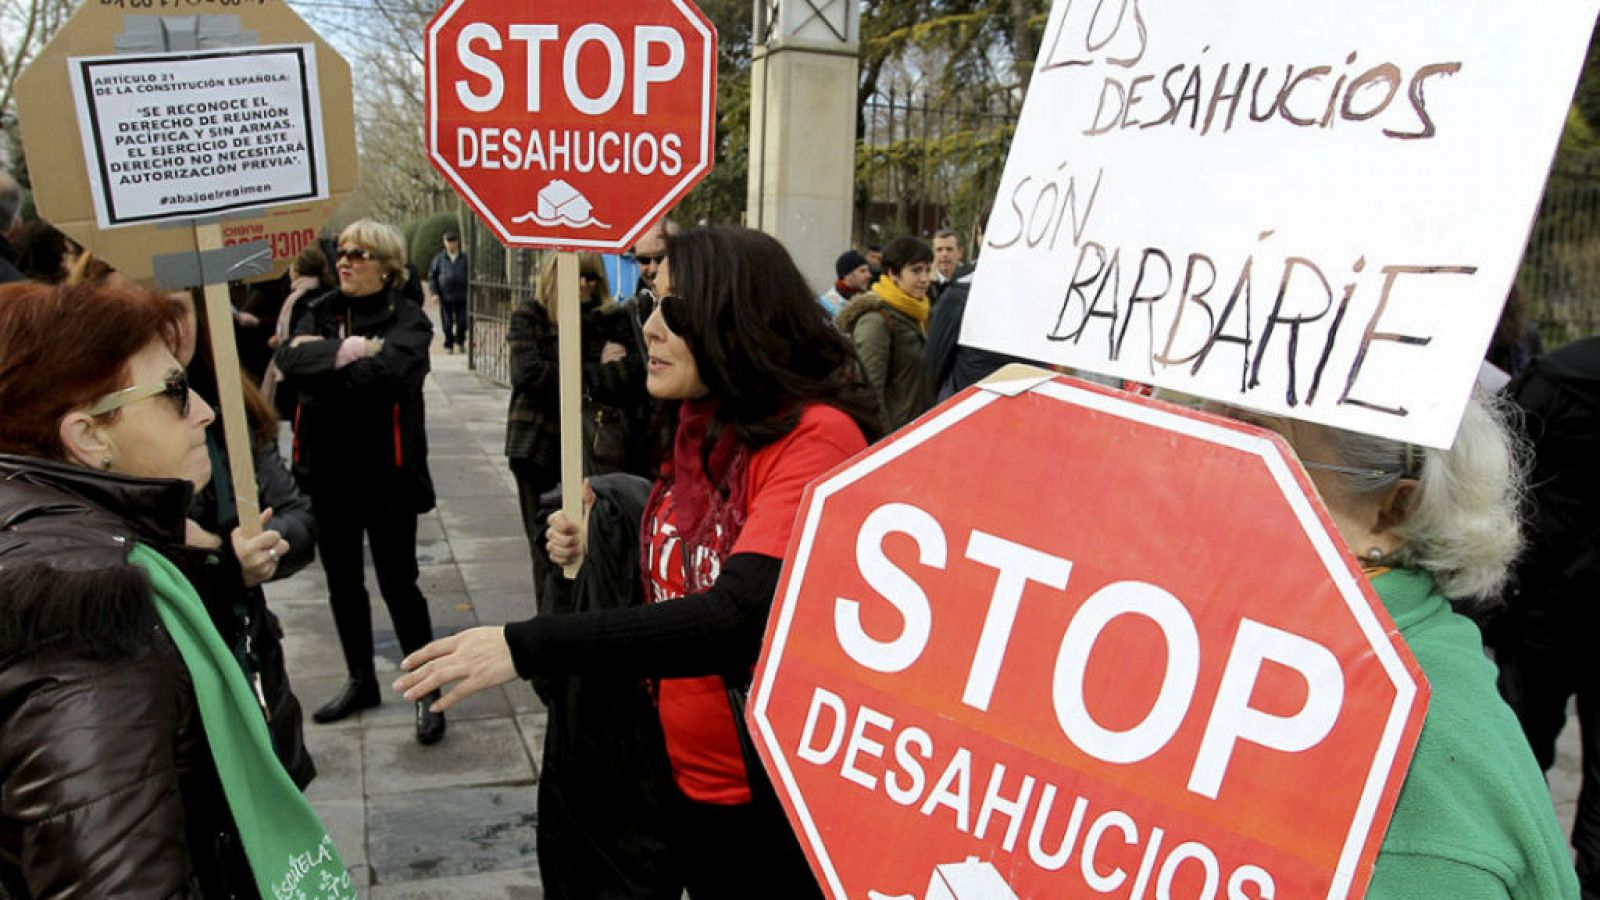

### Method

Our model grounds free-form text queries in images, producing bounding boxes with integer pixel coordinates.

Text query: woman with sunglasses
[274,219,446,745]
[0,281,351,897]
[506,251,649,566]
[398,226,879,897]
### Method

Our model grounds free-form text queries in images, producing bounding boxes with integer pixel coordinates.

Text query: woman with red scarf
[396,225,878,897]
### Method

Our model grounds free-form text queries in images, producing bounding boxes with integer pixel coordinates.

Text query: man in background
[930,228,971,301]
[427,230,470,353]
[624,218,676,323]
[819,250,873,320]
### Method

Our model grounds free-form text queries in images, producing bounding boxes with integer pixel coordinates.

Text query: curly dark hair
[654,225,881,465]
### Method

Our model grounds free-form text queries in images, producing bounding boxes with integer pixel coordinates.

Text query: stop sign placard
[749,372,1429,899]
[426,0,716,250]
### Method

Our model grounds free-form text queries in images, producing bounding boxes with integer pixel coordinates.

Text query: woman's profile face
[337,243,386,298]
[889,260,933,299]
[641,258,708,400]
[95,339,216,488]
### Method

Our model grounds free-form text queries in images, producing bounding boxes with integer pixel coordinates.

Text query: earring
[100,457,112,470]
[1365,547,1384,563]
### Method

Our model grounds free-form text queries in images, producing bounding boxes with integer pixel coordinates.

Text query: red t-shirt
[645,404,867,804]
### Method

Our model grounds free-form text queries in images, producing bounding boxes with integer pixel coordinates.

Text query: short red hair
[0,281,186,459]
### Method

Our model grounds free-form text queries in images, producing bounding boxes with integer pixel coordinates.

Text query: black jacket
[188,426,317,789]
[427,250,470,305]
[0,455,258,899]
[922,275,1031,402]
[274,285,436,510]
[527,474,681,900]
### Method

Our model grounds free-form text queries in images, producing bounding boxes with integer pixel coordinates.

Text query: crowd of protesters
[0,187,1597,900]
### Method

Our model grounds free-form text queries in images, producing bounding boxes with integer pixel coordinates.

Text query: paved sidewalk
[267,342,1590,896]
[267,347,548,898]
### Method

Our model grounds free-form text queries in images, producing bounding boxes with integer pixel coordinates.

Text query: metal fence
[854,88,1019,248]
[1518,155,1600,347]
[463,214,541,387]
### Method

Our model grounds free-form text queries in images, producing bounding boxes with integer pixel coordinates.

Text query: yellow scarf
[871,274,931,331]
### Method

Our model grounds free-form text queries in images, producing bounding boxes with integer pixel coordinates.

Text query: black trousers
[312,491,435,680]
[674,791,822,900]
[1495,582,1600,897]
[440,300,468,349]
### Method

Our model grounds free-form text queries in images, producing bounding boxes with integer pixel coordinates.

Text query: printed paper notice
[69,45,327,227]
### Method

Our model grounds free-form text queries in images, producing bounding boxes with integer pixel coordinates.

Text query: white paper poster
[68,44,328,227]
[960,0,1599,447]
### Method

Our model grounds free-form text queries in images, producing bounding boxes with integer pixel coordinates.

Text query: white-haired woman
[274,219,445,745]
[1232,393,1577,898]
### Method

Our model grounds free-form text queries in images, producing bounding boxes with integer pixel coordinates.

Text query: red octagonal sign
[749,374,1430,899]
[426,0,716,250]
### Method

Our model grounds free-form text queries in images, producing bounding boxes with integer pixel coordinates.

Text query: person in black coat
[1489,335,1600,896]
[273,218,445,746]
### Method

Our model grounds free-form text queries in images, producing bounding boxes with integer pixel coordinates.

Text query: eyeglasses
[658,293,690,336]
[635,253,664,266]
[336,247,373,262]
[87,370,191,419]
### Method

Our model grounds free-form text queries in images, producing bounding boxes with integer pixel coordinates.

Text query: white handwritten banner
[961,0,1598,447]
[68,45,327,228]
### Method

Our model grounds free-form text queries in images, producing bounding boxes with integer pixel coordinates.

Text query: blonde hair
[533,252,612,324]
[338,219,408,286]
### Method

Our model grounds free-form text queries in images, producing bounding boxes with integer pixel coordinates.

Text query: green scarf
[871,273,931,330]
[128,544,355,900]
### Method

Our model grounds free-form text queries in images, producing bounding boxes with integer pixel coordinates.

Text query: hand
[233,508,290,588]
[185,518,223,550]
[545,480,596,568]
[266,334,281,349]
[289,334,320,348]
[600,341,628,364]
[394,627,516,712]
[364,337,385,357]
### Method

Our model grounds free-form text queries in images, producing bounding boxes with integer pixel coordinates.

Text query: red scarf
[834,279,861,300]
[641,399,750,594]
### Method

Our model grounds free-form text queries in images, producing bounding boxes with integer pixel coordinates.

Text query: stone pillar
[746,0,859,294]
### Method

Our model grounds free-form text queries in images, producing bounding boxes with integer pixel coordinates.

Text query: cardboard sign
[749,371,1428,899]
[67,44,328,228]
[425,0,717,250]
[960,0,1598,447]
[15,1,356,286]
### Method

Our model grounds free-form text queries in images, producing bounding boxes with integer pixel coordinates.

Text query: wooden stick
[557,251,584,578]
[196,221,263,537]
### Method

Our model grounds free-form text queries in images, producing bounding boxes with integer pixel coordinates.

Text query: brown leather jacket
[0,455,258,899]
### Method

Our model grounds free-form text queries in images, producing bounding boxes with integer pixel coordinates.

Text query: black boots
[312,676,380,724]
[416,691,447,745]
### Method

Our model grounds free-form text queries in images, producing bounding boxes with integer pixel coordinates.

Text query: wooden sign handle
[195,221,263,538]
[557,251,585,578]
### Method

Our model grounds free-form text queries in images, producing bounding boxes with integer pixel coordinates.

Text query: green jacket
[1369,569,1578,899]
[838,290,932,433]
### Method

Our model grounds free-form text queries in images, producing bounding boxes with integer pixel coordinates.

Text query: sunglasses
[88,369,191,419]
[658,293,691,336]
[635,253,664,266]
[336,246,373,262]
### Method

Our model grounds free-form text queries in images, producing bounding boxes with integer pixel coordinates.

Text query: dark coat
[529,473,681,900]
[188,426,317,789]
[922,276,1032,402]
[0,234,23,284]
[427,250,470,305]
[274,285,436,510]
[505,296,650,477]
[0,455,258,899]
